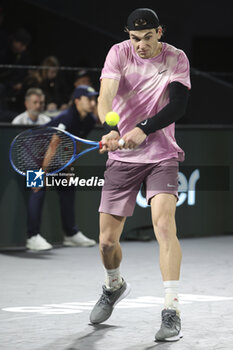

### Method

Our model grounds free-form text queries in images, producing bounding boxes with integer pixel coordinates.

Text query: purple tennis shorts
[99,158,179,217]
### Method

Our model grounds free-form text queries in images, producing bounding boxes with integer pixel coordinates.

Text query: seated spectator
[12,88,50,125]
[39,56,70,112]
[0,28,32,111]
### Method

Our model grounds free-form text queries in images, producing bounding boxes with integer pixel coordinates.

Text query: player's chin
[137,52,148,58]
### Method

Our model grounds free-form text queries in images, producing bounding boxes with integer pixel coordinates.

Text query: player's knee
[153,215,176,244]
[99,237,117,255]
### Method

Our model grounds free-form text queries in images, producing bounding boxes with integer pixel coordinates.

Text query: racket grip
[99,141,103,149]
[118,138,125,147]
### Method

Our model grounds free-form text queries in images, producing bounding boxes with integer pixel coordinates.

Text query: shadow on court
[37,323,174,350]
[35,324,122,350]
[0,244,65,259]
[124,342,173,350]
[0,250,55,260]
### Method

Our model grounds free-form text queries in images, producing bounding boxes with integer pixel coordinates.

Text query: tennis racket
[9,126,103,176]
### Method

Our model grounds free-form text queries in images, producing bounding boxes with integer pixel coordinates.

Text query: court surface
[1,236,233,350]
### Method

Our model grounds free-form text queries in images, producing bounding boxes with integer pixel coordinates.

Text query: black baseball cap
[73,85,98,99]
[126,8,159,31]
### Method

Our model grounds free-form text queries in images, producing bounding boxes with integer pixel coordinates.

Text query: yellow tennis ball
[105,111,120,126]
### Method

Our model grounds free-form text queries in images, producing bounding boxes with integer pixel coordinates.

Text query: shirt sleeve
[11,116,20,125]
[169,50,191,90]
[11,114,26,125]
[100,44,122,81]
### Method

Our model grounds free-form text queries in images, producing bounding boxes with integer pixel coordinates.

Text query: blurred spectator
[68,69,101,119]
[73,69,93,88]
[44,102,60,118]
[39,56,70,112]
[0,28,32,110]
[22,69,42,91]
[12,88,50,125]
[17,69,42,112]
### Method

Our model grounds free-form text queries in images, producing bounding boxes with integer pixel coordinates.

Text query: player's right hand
[100,130,120,154]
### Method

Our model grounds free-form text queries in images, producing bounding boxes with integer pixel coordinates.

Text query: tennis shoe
[155,309,183,342]
[90,279,131,324]
[26,234,53,251]
[63,231,96,247]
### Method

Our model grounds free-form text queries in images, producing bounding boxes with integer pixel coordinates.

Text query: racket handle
[99,141,103,149]
[118,138,125,147]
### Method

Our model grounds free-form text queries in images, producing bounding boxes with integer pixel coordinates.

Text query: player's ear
[156,26,163,39]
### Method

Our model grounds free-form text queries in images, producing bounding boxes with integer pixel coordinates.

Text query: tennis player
[90,8,191,342]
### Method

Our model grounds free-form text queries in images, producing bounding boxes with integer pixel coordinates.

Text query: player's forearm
[97,97,113,124]
[98,95,120,134]
[98,78,120,123]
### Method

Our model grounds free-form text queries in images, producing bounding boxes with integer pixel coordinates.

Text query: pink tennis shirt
[100,40,191,163]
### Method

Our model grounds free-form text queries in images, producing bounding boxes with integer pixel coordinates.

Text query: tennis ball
[105,111,120,126]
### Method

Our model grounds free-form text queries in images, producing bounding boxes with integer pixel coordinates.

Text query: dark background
[1,0,233,70]
[1,0,233,123]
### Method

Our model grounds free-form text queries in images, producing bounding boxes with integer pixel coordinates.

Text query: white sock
[164,280,180,314]
[104,267,122,291]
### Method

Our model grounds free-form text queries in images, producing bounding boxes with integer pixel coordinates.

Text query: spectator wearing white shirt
[12,88,50,125]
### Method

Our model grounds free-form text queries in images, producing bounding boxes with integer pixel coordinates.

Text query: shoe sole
[156,332,183,342]
[26,247,52,251]
[63,241,96,247]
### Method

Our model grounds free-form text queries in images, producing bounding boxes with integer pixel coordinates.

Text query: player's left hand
[120,127,147,149]
[100,130,120,153]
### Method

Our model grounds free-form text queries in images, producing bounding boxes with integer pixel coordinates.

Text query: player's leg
[99,212,125,269]
[151,193,181,299]
[145,159,182,341]
[90,160,145,324]
[151,193,182,341]
[90,212,131,324]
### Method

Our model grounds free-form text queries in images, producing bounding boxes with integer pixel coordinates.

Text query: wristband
[136,119,152,135]
[103,122,120,134]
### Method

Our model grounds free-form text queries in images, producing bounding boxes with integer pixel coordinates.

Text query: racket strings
[11,129,75,174]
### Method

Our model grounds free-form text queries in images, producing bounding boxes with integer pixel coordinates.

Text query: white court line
[1,294,233,316]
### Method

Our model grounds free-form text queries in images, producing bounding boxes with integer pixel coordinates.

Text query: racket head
[9,127,76,176]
